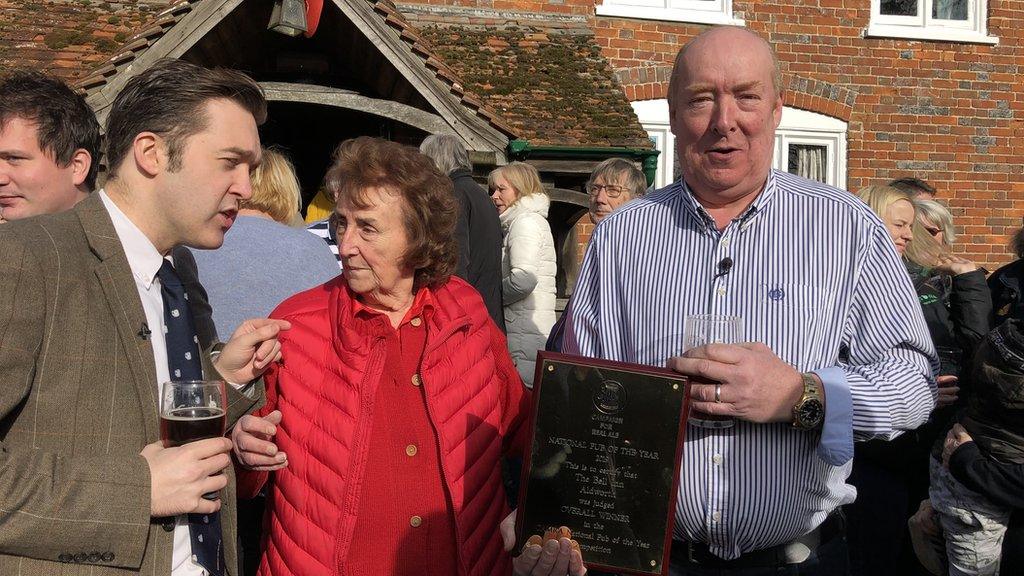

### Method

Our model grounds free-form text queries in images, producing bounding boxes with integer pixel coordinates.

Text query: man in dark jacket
[989,221,1024,327]
[420,134,505,331]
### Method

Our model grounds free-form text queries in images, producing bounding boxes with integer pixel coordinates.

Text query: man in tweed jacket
[0,59,288,575]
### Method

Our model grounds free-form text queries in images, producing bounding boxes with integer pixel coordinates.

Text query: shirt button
[410,316,422,327]
[717,287,726,296]
[712,454,723,465]
[411,374,422,387]
[712,511,722,522]
[410,515,423,527]
[721,238,730,247]
[405,444,418,457]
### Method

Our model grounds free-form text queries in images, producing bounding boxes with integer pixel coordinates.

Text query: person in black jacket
[944,425,1024,574]
[989,221,1024,327]
[420,134,505,331]
[910,321,1024,575]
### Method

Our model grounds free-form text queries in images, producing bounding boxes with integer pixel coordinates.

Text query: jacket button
[87,552,102,563]
[73,553,88,563]
[411,374,421,387]
[405,444,417,457]
[410,317,422,327]
[410,515,422,527]
[101,552,115,562]
[161,519,176,532]
[58,553,73,562]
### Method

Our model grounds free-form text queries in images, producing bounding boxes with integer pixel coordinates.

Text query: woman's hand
[942,423,974,468]
[909,499,941,537]
[935,375,960,409]
[932,255,979,277]
[500,511,586,576]
[232,410,288,471]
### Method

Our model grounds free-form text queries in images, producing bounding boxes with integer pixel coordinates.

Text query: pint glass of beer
[160,380,227,447]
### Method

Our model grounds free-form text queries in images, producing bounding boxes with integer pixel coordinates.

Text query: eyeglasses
[587,183,627,198]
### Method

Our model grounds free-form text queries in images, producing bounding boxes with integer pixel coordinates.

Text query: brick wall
[588,1,1024,271]
[408,0,1024,271]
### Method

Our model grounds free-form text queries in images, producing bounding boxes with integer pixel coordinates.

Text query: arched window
[631,100,848,190]
[773,107,848,189]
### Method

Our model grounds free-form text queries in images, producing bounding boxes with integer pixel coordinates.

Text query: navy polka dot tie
[158,260,224,576]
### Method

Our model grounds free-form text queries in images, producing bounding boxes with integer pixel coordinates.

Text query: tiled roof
[368,0,515,137]
[0,0,175,84]
[0,0,514,137]
[398,5,653,149]
[0,1,649,149]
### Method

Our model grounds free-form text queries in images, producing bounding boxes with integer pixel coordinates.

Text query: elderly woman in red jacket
[232,137,585,576]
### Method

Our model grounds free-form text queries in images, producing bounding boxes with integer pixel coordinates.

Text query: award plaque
[516,351,689,575]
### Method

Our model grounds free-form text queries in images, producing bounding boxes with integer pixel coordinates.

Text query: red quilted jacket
[237,276,530,576]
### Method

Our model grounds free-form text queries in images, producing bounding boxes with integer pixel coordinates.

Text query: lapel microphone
[137,323,152,340]
[716,256,734,278]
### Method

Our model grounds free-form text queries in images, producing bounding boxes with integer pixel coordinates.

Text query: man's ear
[132,132,165,177]
[68,148,92,187]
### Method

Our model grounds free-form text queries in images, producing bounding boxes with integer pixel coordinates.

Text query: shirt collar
[351,285,436,327]
[678,169,779,232]
[99,189,168,289]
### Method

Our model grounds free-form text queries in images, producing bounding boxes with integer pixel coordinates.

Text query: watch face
[798,400,824,427]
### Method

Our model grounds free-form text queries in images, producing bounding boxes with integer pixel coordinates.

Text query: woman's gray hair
[419,134,471,175]
[914,198,955,245]
[586,157,648,198]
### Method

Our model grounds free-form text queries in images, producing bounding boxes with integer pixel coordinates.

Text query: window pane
[880,0,919,16]
[932,0,968,20]
[788,144,828,184]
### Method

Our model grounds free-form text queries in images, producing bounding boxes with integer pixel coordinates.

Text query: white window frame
[772,108,848,189]
[596,0,744,26]
[631,99,675,190]
[866,0,997,44]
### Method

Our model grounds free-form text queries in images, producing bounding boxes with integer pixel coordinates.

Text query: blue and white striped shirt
[564,170,936,559]
[306,217,342,269]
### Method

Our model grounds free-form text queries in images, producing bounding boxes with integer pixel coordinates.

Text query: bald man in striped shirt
[565,26,936,576]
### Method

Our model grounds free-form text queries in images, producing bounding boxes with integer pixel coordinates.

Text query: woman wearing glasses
[489,162,557,385]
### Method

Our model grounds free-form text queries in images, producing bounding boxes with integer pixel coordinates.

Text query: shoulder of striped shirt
[600,171,883,231]
[307,221,330,235]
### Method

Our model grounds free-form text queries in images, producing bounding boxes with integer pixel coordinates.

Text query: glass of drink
[683,314,743,429]
[160,380,227,499]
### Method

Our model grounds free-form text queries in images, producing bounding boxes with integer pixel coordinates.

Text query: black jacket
[949,442,1024,573]
[907,263,992,379]
[990,258,1024,327]
[449,168,505,332]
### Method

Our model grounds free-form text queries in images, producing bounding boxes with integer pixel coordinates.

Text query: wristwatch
[792,372,825,430]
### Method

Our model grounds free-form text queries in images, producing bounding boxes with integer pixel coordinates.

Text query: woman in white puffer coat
[488,162,557,386]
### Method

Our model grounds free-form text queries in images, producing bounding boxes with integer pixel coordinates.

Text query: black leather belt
[670,510,846,569]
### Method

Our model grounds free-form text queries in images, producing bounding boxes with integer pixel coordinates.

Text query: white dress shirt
[100,190,206,576]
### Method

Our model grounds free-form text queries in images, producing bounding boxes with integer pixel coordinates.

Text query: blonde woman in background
[903,198,991,384]
[489,162,556,385]
[190,147,339,337]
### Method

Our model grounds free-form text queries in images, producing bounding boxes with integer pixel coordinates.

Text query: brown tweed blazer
[0,193,259,575]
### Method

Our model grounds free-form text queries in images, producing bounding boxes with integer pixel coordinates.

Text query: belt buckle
[687,540,699,564]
